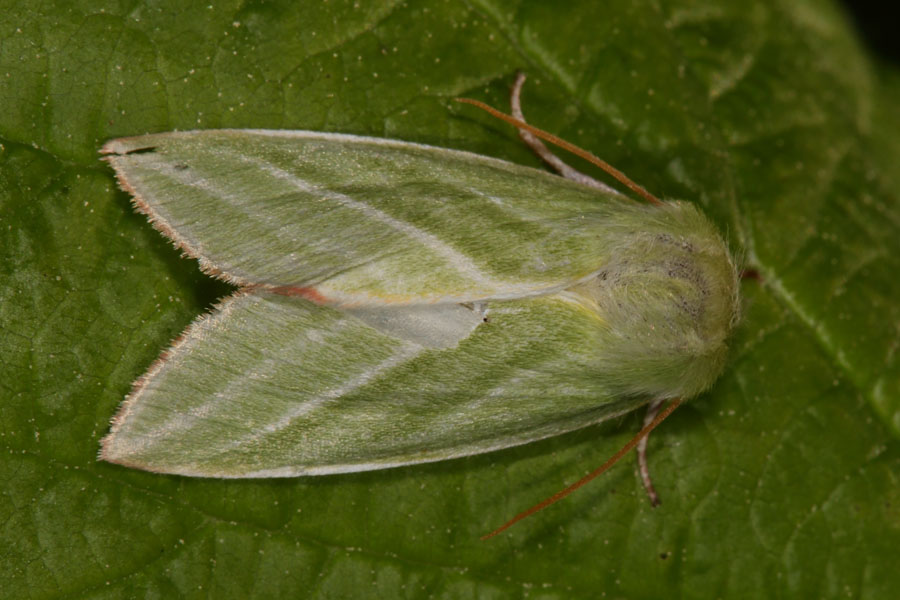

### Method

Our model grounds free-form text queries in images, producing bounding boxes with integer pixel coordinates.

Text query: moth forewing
[101,130,631,306]
[100,290,653,477]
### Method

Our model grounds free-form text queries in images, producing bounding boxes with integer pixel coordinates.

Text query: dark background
[842,0,900,62]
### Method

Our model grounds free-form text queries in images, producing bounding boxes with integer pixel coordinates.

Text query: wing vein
[228,150,500,287]
[215,341,425,452]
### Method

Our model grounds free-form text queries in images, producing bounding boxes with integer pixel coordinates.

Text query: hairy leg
[637,398,665,506]
[510,72,621,195]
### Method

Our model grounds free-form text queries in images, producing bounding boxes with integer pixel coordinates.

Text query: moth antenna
[455,97,663,206]
[740,268,761,281]
[481,397,682,540]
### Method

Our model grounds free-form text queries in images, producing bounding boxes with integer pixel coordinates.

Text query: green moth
[100,75,740,535]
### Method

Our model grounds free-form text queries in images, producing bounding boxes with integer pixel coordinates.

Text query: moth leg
[510,72,621,195]
[637,398,665,506]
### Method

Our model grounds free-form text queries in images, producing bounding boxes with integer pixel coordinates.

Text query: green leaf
[2,0,898,598]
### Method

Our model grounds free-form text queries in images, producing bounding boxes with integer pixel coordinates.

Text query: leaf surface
[2,0,899,598]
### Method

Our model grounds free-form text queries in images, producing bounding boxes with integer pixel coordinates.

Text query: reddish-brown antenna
[455,97,663,206]
[481,398,682,540]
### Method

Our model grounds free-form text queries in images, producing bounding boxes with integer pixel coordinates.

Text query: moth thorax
[569,227,739,400]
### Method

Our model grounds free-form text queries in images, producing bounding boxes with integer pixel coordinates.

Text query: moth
[100,74,740,538]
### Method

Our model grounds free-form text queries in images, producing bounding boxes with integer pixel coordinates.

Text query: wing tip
[100,136,159,156]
